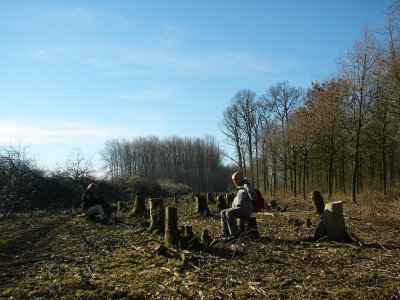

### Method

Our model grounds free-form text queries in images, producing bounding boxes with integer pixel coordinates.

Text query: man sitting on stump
[81,183,118,224]
[221,172,257,239]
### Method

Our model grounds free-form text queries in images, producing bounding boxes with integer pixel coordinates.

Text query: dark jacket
[81,189,104,211]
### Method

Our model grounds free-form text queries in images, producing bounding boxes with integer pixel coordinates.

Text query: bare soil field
[0,193,399,299]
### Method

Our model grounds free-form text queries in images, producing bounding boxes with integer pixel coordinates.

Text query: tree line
[100,135,234,192]
[220,4,400,202]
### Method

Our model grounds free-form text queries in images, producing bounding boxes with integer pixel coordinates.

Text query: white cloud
[117,86,178,101]
[0,119,159,145]
[5,4,299,77]
[21,34,295,78]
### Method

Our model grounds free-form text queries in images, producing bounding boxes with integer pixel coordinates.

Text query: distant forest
[100,136,234,192]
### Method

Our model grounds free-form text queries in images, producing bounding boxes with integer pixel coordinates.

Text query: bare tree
[56,148,95,181]
[266,80,303,196]
[339,29,381,202]
[219,103,245,172]
[305,79,348,198]
[233,90,257,183]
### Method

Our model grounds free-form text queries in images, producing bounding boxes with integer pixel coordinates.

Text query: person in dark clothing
[81,183,117,223]
[220,172,257,238]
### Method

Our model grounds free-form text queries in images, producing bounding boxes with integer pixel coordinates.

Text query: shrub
[158,179,192,196]
[110,174,162,199]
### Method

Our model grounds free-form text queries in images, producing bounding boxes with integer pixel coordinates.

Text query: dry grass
[0,192,399,299]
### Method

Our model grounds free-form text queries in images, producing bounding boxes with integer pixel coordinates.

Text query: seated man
[221,172,256,238]
[81,183,118,223]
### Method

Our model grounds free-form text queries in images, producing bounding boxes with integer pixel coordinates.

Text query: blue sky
[0,0,388,172]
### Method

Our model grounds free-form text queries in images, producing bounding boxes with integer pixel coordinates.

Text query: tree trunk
[196,194,211,215]
[201,229,212,251]
[206,192,215,204]
[131,196,146,215]
[351,154,359,203]
[382,139,387,195]
[180,225,200,250]
[273,157,277,197]
[216,195,227,210]
[341,152,346,193]
[328,153,334,199]
[118,201,129,213]
[311,191,325,214]
[237,217,259,238]
[225,193,235,207]
[314,201,349,242]
[293,151,297,198]
[165,206,179,248]
[148,198,165,234]
[302,153,307,201]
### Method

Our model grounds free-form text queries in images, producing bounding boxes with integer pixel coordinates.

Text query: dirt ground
[0,193,399,299]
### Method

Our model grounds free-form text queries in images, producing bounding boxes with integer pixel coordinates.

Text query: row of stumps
[146,198,213,250]
[165,206,213,250]
[124,191,351,245]
[194,193,234,214]
[123,194,259,249]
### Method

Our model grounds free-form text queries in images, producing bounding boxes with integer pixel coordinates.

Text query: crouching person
[81,183,118,224]
[221,172,256,239]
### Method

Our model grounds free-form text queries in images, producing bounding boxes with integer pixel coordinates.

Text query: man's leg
[84,205,107,220]
[225,207,250,236]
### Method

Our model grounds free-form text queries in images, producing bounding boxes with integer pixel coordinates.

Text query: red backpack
[253,189,265,212]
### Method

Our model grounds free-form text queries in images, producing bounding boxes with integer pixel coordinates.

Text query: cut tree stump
[237,216,260,238]
[180,225,200,250]
[201,229,212,250]
[269,200,278,210]
[226,193,235,207]
[196,194,211,215]
[131,196,146,215]
[311,191,325,214]
[117,201,129,213]
[148,198,165,234]
[314,201,350,242]
[216,195,227,210]
[165,206,179,248]
[207,192,215,204]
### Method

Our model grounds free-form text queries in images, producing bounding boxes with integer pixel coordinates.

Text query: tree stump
[311,191,325,214]
[216,195,227,210]
[148,198,165,234]
[314,201,350,242]
[179,225,200,250]
[207,192,215,204]
[269,200,278,211]
[191,193,197,202]
[237,217,260,238]
[196,194,211,215]
[226,193,235,207]
[201,229,212,250]
[131,195,146,215]
[117,201,129,213]
[165,206,179,248]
